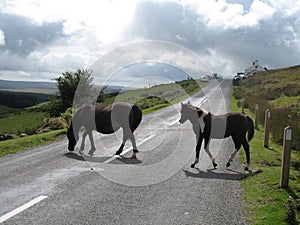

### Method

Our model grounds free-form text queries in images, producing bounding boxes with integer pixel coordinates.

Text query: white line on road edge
[0,195,48,224]
[103,134,155,164]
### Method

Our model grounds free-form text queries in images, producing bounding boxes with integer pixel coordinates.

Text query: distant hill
[0,79,132,93]
[0,90,50,109]
[0,79,57,90]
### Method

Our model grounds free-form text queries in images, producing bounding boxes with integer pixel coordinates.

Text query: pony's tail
[246,116,254,142]
[130,104,142,132]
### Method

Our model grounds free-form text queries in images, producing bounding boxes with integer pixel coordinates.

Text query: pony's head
[179,102,195,124]
[67,125,77,151]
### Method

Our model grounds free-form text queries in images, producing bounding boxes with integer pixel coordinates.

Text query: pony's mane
[184,103,199,110]
[185,103,208,114]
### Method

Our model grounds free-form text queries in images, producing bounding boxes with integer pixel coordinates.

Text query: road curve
[0,79,247,225]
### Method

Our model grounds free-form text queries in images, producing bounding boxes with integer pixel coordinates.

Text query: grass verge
[0,129,66,157]
[231,87,300,225]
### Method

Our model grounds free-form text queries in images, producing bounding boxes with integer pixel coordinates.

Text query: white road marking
[103,134,155,164]
[0,195,48,224]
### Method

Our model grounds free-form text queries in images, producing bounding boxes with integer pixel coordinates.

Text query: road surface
[0,79,247,225]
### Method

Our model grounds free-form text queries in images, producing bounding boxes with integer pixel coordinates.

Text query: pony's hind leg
[115,133,127,155]
[226,150,238,168]
[204,138,217,168]
[87,131,96,156]
[241,137,250,171]
[226,135,241,168]
[117,127,138,159]
[79,131,88,154]
[128,130,138,159]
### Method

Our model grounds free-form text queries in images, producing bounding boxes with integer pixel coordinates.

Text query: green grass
[270,95,300,108]
[0,111,48,135]
[231,88,300,225]
[102,79,202,111]
[0,129,66,157]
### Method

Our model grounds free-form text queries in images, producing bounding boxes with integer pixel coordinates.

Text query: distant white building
[244,60,266,76]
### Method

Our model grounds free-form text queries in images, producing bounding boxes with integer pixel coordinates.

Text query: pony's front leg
[87,132,96,156]
[79,131,88,154]
[226,135,241,168]
[204,137,217,168]
[191,135,203,168]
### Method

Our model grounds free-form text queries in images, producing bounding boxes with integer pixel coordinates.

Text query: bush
[233,87,243,99]
[285,196,299,225]
[270,103,300,150]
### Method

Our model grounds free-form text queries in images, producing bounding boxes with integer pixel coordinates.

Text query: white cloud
[2,0,138,44]
[0,0,300,82]
[181,0,276,29]
[0,29,5,46]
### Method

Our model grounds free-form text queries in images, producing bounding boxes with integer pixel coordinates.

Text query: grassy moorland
[0,111,47,135]
[102,79,202,113]
[231,66,300,224]
[233,65,300,150]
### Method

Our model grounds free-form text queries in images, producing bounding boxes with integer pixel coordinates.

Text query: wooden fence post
[254,104,258,129]
[241,98,245,114]
[280,126,292,188]
[264,109,271,148]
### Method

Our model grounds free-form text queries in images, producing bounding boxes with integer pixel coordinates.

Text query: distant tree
[97,85,107,103]
[50,68,97,116]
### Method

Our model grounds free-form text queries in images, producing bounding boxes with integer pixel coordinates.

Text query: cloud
[0,29,5,46]
[182,0,276,29]
[126,0,300,76]
[0,0,300,82]
[0,13,64,56]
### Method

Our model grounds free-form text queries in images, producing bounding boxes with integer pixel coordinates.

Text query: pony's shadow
[64,152,142,165]
[183,167,249,181]
[113,156,142,165]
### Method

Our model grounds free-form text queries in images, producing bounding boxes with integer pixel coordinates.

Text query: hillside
[0,79,57,90]
[101,79,202,111]
[0,90,51,109]
[233,64,300,149]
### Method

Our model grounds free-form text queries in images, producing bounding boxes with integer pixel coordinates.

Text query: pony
[67,103,142,158]
[179,102,254,170]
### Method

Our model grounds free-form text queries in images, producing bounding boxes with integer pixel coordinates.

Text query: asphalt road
[0,79,247,225]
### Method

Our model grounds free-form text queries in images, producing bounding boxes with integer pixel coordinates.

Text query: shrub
[270,103,300,150]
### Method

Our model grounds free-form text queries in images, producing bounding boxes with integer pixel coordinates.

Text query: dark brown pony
[67,103,142,158]
[179,102,254,170]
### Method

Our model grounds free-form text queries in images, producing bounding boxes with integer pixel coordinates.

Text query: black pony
[179,102,254,170]
[67,103,142,158]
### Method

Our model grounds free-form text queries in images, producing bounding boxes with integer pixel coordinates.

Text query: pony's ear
[181,102,183,106]
[188,101,190,104]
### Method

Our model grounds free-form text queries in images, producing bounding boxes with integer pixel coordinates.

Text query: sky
[0,0,300,86]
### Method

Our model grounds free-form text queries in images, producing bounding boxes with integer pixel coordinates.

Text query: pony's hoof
[115,150,122,155]
[226,162,231,167]
[191,163,195,168]
[79,150,84,155]
[130,154,137,159]
[213,162,217,168]
[88,148,95,156]
[244,167,249,171]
